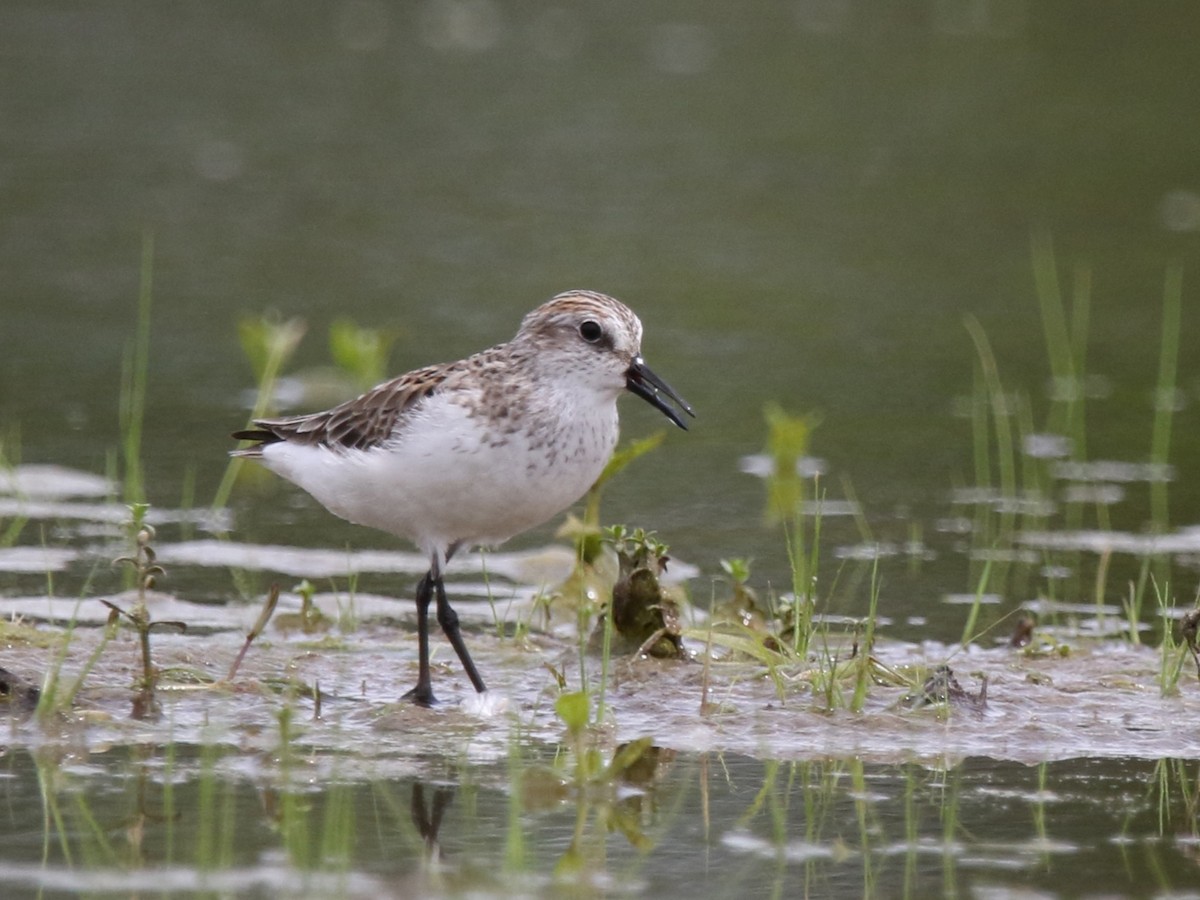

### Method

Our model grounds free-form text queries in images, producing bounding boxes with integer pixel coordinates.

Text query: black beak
[625,356,695,430]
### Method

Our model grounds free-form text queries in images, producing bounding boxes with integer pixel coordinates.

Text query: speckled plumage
[232,289,693,705]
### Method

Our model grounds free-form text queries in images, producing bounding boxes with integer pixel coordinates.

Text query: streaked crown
[516,290,643,360]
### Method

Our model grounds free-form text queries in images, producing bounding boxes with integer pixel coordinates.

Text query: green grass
[34,605,97,721]
[1032,230,1091,457]
[959,555,993,648]
[329,317,398,392]
[954,241,1190,647]
[763,404,821,658]
[1150,264,1183,532]
[117,232,155,507]
[0,426,29,550]
[211,311,307,513]
[850,556,881,712]
[1155,578,1192,697]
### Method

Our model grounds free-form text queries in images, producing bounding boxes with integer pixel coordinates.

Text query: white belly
[258,396,619,554]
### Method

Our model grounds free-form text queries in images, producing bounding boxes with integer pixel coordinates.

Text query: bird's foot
[401,685,438,708]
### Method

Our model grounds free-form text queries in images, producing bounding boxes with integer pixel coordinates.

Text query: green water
[2,2,1200,896]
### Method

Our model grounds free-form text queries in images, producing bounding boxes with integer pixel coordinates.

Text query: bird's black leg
[411,781,455,859]
[434,576,487,694]
[401,572,437,707]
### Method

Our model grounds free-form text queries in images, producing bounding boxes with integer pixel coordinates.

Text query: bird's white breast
[258,388,620,555]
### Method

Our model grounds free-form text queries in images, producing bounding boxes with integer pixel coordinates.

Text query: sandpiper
[232,290,693,706]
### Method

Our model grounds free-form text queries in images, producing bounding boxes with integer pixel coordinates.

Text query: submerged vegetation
[0,243,1199,896]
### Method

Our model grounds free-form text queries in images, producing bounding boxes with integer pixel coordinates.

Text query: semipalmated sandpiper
[232,290,693,706]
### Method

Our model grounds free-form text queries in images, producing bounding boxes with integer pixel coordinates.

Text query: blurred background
[2,0,1198,634]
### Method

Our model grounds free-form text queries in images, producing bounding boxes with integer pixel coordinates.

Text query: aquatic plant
[761,402,821,656]
[106,506,186,719]
[1155,578,1192,697]
[1149,264,1184,532]
[603,526,684,660]
[850,555,881,712]
[328,317,399,392]
[212,311,307,511]
[0,426,28,549]
[548,693,658,879]
[958,555,993,648]
[117,233,155,506]
[273,578,331,635]
[1031,230,1091,460]
[225,583,281,681]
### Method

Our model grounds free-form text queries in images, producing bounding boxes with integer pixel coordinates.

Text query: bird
[231,290,693,706]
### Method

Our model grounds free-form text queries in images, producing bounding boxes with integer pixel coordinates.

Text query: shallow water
[4,2,1200,896]
[1,746,1197,899]
[2,477,1200,895]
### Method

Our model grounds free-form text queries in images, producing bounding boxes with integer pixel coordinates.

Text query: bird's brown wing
[231,363,451,455]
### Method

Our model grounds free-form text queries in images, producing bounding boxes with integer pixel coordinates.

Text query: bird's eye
[579,320,603,343]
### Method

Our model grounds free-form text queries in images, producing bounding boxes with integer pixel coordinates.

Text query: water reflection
[411,781,454,859]
[0,739,1196,897]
